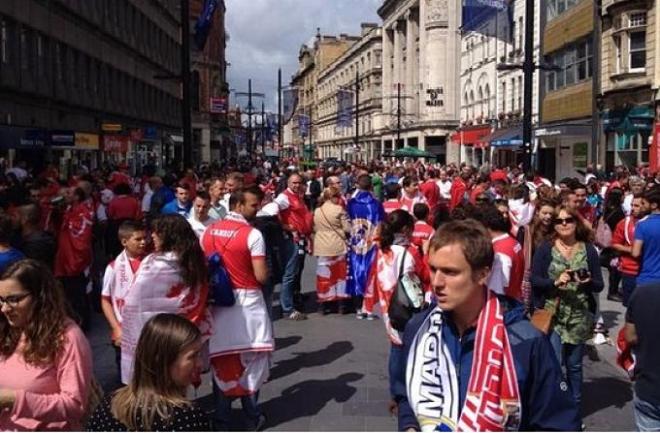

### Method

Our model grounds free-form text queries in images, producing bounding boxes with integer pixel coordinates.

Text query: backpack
[208,253,235,307]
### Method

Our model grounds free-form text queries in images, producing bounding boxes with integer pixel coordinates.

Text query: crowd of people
[0,156,658,431]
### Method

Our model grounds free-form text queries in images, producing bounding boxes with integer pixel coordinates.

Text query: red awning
[451,125,492,146]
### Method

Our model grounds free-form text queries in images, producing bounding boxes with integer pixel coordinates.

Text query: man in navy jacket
[394,219,581,431]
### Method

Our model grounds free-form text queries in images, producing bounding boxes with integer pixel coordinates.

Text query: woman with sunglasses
[0,259,93,430]
[530,205,603,409]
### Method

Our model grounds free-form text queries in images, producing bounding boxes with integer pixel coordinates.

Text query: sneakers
[247,414,267,432]
[366,313,377,321]
[286,310,307,321]
[356,311,367,320]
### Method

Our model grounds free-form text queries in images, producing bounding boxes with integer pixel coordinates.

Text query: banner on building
[210,97,227,114]
[75,133,100,150]
[651,122,660,172]
[462,0,510,34]
[282,88,299,124]
[298,114,311,138]
[102,135,131,153]
[194,0,219,50]
[336,89,354,128]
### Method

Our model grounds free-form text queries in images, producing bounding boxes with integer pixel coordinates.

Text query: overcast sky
[224,0,382,111]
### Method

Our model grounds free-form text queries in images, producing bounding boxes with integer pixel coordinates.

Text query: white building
[456,0,542,169]
[316,24,384,161]
[378,0,462,164]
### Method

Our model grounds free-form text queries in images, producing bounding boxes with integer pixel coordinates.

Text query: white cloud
[223,0,382,111]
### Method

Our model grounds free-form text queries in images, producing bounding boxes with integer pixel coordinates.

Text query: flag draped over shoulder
[346,191,385,297]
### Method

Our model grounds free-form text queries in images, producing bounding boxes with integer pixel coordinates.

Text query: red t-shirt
[612,216,639,276]
[419,180,440,212]
[108,195,142,221]
[109,172,131,190]
[411,221,434,248]
[383,200,403,214]
[489,234,525,300]
[449,178,467,210]
[201,213,266,290]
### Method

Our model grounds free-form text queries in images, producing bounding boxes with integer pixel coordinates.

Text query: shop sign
[49,130,75,147]
[426,87,444,107]
[20,129,47,147]
[75,133,100,150]
[144,126,158,140]
[101,123,123,132]
[102,135,131,153]
[573,142,588,168]
[210,97,227,114]
[129,129,144,141]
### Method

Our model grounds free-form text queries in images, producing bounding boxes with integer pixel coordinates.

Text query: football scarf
[406,290,521,431]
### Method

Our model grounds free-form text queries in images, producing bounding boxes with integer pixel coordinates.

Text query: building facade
[289,31,359,159]
[190,0,228,164]
[316,23,384,161]
[378,0,462,164]
[599,0,656,170]
[0,0,183,173]
[456,0,542,169]
[536,0,596,181]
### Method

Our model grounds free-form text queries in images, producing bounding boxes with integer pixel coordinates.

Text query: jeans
[389,344,405,399]
[280,237,300,314]
[213,381,261,427]
[562,343,585,407]
[262,282,274,322]
[622,274,637,307]
[634,395,660,431]
[58,274,91,331]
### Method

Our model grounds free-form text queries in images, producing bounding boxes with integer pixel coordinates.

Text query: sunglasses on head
[554,217,576,225]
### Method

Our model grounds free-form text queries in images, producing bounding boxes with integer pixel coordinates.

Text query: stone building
[378,0,462,164]
[190,0,228,164]
[0,0,183,172]
[289,31,359,159]
[316,23,384,161]
[456,0,541,169]
[536,0,596,181]
[599,0,656,169]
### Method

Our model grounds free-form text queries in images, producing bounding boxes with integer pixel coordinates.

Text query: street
[89,257,635,431]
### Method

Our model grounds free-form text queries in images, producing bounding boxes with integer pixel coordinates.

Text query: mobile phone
[576,269,590,280]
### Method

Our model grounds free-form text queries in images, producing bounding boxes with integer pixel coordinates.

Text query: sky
[224,0,382,112]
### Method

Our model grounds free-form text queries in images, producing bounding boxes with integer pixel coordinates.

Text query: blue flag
[346,191,385,297]
[194,0,219,50]
[462,0,509,34]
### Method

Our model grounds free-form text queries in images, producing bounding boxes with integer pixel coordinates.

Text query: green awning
[603,106,653,134]
[393,146,434,158]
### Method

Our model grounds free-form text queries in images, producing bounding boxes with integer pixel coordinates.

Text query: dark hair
[380,210,414,252]
[432,205,451,230]
[571,182,587,193]
[151,215,207,289]
[643,186,660,207]
[176,182,190,191]
[73,187,86,203]
[429,219,494,273]
[357,174,372,191]
[228,185,265,210]
[18,203,41,227]
[195,191,211,202]
[475,204,509,233]
[413,203,430,221]
[604,187,624,213]
[114,182,132,196]
[0,260,69,366]
[384,183,400,200]
[402,176,418,188]
[0,214,13,244]
[118,220,146,241]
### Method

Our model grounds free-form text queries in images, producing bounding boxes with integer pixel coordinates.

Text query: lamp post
[181,0,193,169]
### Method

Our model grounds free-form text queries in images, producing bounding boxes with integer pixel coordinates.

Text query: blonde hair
[319,187,341,205]
[110,314,201,430]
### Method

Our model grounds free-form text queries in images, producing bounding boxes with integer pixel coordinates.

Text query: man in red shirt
[449,172,471,210]
[411,203,434,250]
[201,185,271,431]
[108,163,132,191]
[573,183,596,225]
[401,176,428,214]
[613,194,645,306]
[383,183,403,214]
[419,170,441,214]
[469,174,490,205]
[478,205,524,300]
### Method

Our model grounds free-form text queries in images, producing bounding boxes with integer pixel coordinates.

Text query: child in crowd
[100,220,147,377]
[411,203,434,252]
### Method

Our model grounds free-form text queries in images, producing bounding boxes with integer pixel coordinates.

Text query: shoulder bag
[388,249,424,332]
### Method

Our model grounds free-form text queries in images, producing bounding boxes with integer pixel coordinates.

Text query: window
[510,78,515,112]
[19,27,28,70]
[614,35,622,73]
[55,43,64,82]
[544,38,591,92]
[630,31,646,70]
[501,81,506,112]
[518,17,523,50]
[0,19,6,64]
[517,76,522,111]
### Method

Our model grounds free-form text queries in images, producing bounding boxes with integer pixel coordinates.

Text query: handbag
[208,226,249,307]
[388,249,424,332]
[530,297,560,335]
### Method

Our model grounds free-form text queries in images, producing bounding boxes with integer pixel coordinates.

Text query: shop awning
[535,123,592,138]
[489,127,523,147]
[603,106,654,134]
[450,125,492,146]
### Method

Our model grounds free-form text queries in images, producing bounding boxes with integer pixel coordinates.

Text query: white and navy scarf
[406,290,521,431]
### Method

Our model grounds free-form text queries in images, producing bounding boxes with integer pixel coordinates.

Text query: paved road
[88,256,635,431]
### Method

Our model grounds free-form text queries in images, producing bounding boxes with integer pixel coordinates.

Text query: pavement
[88,257,636,431]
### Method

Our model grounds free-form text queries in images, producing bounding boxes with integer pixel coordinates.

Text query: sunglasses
[554,217,576,226]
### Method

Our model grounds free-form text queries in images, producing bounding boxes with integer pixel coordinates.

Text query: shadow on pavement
[601,310,623,330]
[269,341,354,381]
[276,335,303,351]
[582,375,633,418]
[260,372,364,429]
